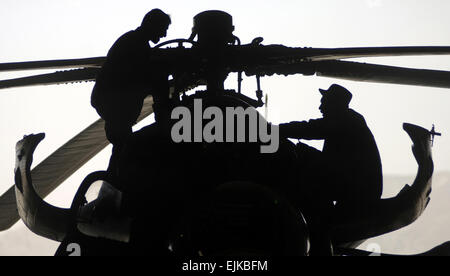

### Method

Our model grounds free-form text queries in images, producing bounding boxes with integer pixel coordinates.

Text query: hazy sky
[1,0,450,254]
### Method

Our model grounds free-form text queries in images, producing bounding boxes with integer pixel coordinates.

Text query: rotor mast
[191,10,236,93]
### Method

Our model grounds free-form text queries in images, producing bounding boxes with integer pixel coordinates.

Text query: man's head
[140,9,171,44]
[318,84,352,117]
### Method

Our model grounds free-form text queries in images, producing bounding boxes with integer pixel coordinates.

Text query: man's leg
[104,120,133,190]
[152,93,172,138]
[293,142,334,255]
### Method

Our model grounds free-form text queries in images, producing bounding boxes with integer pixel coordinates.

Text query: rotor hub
[192,10,235,48]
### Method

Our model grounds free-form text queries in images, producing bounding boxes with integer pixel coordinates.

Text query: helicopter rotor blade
[0,57,105,73]
[237,45,450,70]
[300,46,450,61]
[1,46,450,73]
[2,46,450,90]
[315,60,450,89]
[0,68,100,90]
[335,241,450,256]
[247,60,450,89]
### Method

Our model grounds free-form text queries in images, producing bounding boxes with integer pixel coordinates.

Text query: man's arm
[279,119,327,140]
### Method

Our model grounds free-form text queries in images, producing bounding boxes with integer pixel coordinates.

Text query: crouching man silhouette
[279,84,383,255]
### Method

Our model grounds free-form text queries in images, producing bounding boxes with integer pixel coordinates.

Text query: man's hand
[279,121,307,139]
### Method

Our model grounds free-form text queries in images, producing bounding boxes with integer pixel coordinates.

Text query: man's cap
[319,84,352,105]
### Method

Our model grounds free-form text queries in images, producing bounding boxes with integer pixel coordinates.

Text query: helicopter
[1,9,450,256]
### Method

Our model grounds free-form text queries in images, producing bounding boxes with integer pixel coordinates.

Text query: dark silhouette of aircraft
[0,10,449,256]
